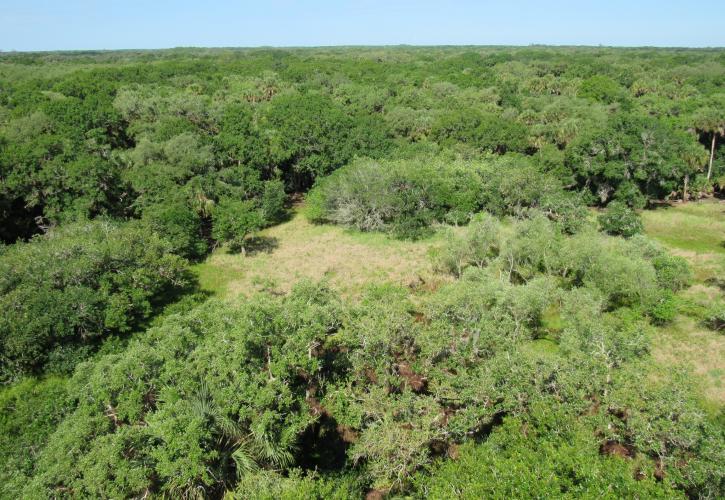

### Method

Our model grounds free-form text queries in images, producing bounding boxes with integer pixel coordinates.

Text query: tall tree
[693,107,725,182]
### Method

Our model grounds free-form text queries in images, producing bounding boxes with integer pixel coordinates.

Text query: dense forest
[0,47,724,498]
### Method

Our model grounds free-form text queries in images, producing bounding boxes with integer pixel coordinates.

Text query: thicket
[3,222,719,498]
[306,155,587,238]
[1,47,724,246]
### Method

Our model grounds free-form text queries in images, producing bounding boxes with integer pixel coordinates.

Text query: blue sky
[1,0,723,51]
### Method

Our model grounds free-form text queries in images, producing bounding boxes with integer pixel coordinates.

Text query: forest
[0,46,724,499]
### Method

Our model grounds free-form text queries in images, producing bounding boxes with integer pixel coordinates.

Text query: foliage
[0,221,188,379]
[0,216,719,498]
[2,46,721,244]
[413,410,681,498]
[0,377,70,498]
[0,46,723,499]
[307,157,482,238]
[308,154,588,238]
[141,200,208,259]
[598,201,644,237]
[212,198,264,250]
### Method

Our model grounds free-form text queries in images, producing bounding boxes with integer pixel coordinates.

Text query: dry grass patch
[193,211,449,300]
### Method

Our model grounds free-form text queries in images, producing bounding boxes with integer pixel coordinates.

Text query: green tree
[692,106,725,182]
[0,220,188,379]
[598,202,643,238]
[212,198,263,251]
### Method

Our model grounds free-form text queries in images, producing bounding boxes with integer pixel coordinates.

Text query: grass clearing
[192,210,450,300]
[651,316,725,406]
[643,199,725,409]
[643,201,725,281]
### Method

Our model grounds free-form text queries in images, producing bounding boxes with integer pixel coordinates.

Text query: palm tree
[693,108,725,182]
[680,142,709,202]
[189,382,294,484]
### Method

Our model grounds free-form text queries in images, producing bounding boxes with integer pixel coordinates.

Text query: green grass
[191,259,246,297]
[643,201,725,255]
[525,337,561,359]
[642,200,725,409]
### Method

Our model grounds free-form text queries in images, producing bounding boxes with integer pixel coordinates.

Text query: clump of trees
[307,154,587,238]
[0,221,189,379]
[3,216,718,499]
[2,46,724,247]
[306,157,484,238]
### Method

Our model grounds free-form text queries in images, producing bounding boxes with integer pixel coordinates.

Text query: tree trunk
[683,174,689,203]
[707,132,716,181]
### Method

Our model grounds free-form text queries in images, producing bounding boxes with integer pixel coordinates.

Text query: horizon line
[2,43,725,54]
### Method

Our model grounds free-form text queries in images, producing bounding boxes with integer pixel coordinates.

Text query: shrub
[651,254,693,292]
[436,214,501,277]
[21,282,341,499]
[538,190,589,234]
[308,155,588,237]
[598,202,643,237]
[259,179,287,225]
[648,289,679,324]
[0,377,70,498]
[606,369,725,496]
[476,155,588,232]
[412,412,678,498]
[232,470,362,499]
[704,304,725,332]
[306,157,484,238]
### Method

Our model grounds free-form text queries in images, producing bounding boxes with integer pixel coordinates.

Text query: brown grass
[194,211,449,300]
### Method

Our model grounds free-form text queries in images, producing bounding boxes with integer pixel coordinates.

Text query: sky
[1,0,723,52]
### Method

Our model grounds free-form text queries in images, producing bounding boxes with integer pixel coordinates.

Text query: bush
[0,377,70,498]
[21,282,342,499]
[306,157,484,238]
[436,213,501,277]
[648,289,679,324]
[538,190,589,234]
[651,254,693,292]
[260,179,287,225]
[475,155,588,232]
[704,304,725,332]
[605,368,725,496]
[308,155,588,238]
[413,412,678,498]
[598,202,643,237]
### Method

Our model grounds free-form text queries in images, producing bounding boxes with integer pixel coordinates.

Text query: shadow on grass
[227,235,279,256]
[705,276,725,292]
[147,269,213,324]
